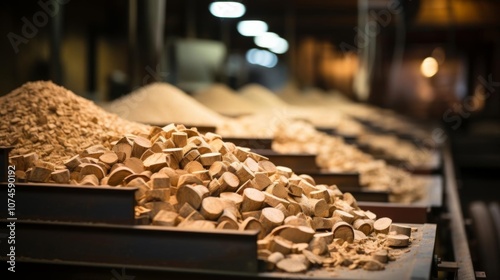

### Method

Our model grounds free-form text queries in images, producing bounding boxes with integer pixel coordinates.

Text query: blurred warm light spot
[420,57,439,77]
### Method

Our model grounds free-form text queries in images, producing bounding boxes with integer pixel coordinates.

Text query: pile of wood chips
[272,121,426,203]
[0,81,149,163]
[10,122,415,274]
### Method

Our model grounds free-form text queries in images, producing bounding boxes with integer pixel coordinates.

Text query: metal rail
[443,142,475,279]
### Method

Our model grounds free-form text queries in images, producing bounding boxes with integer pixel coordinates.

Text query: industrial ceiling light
[246,48,278,68]
[209,1,246,18]
[269,37,289,54]
[254,32,280,49]
[237,20,268,37]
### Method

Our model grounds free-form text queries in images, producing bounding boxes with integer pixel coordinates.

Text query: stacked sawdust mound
[193,83,262,117]
[239,84,289,109]
[272,121,425,203]
[104,82,227,126]
[11,122,415,274]
[0,81,149,163]
[357,133,434,168]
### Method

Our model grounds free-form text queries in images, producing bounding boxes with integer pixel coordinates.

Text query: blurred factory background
[1,1,500,276]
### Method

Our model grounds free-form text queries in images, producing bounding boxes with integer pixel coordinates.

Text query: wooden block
[183,161,204,173]
[51,169,70,184]
[240,210,261,220]
[177,173,203,187]
[243,157,259,173]
[163,147,183,162]
[148,173,170,189]
[127,177,151,201]
[178,202,205,220]
[386,234,410,247]
[263,192,290,208]
[233,146,251,162]
[176,184,209,210]
[374,217,392,234]
[298,179,319,195]
[332,221,354,243]
[389,224,412,237]
[82,144,107,159]
[172,132,188,147]
[353,219,374,235]
[28,166,53,183]
[131,136,152,158]
[79,163,105,180]
[208,161,227,179]
[354,229,367,241]
[363,260,385,271]
[235,164,255,184]
[79,174,99,186]
[275,166,293,178]
[269,236,294,255]
[180,149,201,167]
[314,232,334,245]
[144,201,176,218]
[276,257,308,273]
[123,157,145,174]
[107,166,134,186]
[217,209,239,230]
[141,153,167,173]
[219,192,243,208]
[218,172,240,192]
[287,202,302,216]
[308,198,329,218]
[206,179,221,196]
[9,155,25,172]
[352,210,366,219]
[266,252,285,270]
[145,188,170,202]
[277,226,315,244]
[112,142,132,162]
[274,203,289,218]
[252,172,272,191]
[284,216,309,227]
[333,210,355,224]
[312,217,335,230]
[240,188,265,212]
[269,182,288,199]
[240,217,265,239]
[62,155,81,171]
[258,160,277,175]
[343,192,358,207]
[298,174,315,185]
[260,207,285,235]
[372,249,388,263]
[140,149,155,161]
[308,235,328,255]
[309,189,330,203]
[152,210,178,226]
[23,152,39,170]
[364,210,377,221]
[200,197,224,220]
[199,152,222,167]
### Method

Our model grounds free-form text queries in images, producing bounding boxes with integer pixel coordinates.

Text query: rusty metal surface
[442,143,475,280]
[224,137,273,150]
[251,149,320,173]
[8,223,436,279]
[0,182,137,224]
[0,146,13,182]
[308,171,360,188]
[0,220,258,274]
[357,201,429,224]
